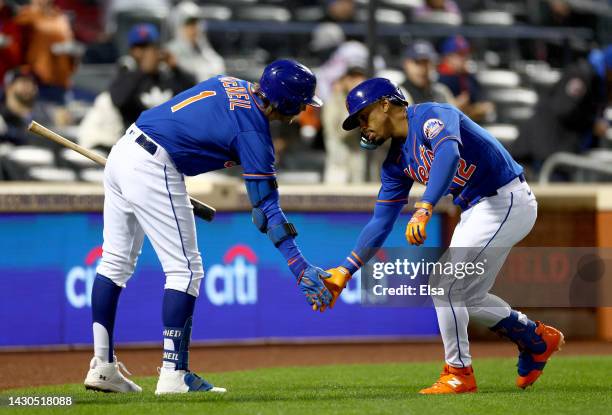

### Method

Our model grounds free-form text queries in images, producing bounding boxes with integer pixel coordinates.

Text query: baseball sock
[162,289,196,371]
[92,274,122,363]
[489,310,546,354]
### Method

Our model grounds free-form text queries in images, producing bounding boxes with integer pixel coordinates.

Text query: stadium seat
[80,168,105,183]
[477,70,520,88]
[60,148,98,168]
[28,167,77,182]
[381,0,424,10]
[520,62,562,86]
[467,11,514,26]
[294,6,325,22]
[0,143,13,157]
[234,6,291,22]
[413,11,462,25]
[496,105,534,123]
[7,146,55,167]
[482,124,519,144]
[487,88,538,106]
[356,8,406,25]
[200,5,232,21]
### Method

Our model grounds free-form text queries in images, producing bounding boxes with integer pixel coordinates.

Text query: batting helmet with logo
[259,59,322,116]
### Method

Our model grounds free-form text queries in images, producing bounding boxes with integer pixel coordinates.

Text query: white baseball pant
[433,176,537,367]
[96,124,203,297]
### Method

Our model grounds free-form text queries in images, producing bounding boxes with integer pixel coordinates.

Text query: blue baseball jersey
[378,103,523,209]
[135,75,275,179]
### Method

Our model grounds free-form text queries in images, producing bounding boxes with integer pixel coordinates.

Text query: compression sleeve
[245,182,309,278]
[421,139,460,205]
[340,202,404,274]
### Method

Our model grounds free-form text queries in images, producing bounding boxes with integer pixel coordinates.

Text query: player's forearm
[341,203,403,274]
[259,193,308,275]
[246,179,308,278]
[421,140,460,206]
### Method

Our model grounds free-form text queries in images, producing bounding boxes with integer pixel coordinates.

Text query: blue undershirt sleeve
[245,182,309,278]
[340,202,404,274]
[421,139,460,206]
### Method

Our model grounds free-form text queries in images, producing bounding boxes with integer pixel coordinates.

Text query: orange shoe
[516,322,564,389]
[419,364,477,394]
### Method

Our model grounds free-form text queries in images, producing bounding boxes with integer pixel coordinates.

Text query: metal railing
[539,152,612,184]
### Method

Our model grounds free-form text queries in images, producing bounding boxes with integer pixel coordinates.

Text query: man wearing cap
[108,23,195,134]
[320,78,564,394]
[84,60,333,394]
[437,35,493,122]
[0,66,52,179]
[400,40,454,105]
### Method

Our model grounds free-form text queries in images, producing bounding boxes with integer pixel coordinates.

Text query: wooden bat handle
[29,121,108,166]
[27,121,216,222]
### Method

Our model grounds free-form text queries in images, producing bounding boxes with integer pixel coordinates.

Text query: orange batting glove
[406,201,433,246]
[312,266,352,312]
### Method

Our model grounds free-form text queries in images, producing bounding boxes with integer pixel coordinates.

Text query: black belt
[135,134,158,156]
[483,173,525,198]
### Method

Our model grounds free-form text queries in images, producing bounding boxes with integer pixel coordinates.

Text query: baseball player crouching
[322,78,564,394]
[83,60,333,394]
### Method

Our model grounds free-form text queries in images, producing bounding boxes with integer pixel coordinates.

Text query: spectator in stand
[0,0,22,82]
[55,0,117,64]
[79,23,195,154]
[322,64,368,183]
[0,66,53,180]
[166,1,225,83]
[15,0,81,104]
[514,45,612,175]
[414,0,462,22]
[400,40,455,105]
[110,23,195,130]
[437,35,494,122]
[324,0,356,23]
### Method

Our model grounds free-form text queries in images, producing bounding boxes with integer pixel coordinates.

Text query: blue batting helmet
[342,78,407,131]
[259,59,322,116]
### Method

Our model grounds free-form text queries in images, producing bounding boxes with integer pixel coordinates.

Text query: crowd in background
[0,0,610,183]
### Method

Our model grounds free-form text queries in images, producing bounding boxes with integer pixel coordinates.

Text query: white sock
[93,322,111,363]
[162,338,176,370]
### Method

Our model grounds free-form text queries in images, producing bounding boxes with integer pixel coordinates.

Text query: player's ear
[381,99,390,113]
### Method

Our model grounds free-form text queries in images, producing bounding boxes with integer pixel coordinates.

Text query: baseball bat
[28,121,216,222]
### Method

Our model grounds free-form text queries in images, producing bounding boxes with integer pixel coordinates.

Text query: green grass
[1,356,611,415]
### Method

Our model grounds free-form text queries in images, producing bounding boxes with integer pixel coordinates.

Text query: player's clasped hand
[297,266,333,311]
[406,201,433,246]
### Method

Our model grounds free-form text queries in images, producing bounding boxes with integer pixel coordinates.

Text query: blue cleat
[155,368,227,395]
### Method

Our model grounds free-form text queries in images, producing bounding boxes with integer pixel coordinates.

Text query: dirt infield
[1,341,611,390]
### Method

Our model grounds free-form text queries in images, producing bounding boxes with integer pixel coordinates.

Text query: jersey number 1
[171,91,216,113]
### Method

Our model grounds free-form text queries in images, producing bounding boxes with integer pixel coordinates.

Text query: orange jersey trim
[242,173,276,177]
[432,135,459,153]
[351,251,364,266]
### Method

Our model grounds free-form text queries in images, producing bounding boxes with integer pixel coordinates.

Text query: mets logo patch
[423,118,444,140]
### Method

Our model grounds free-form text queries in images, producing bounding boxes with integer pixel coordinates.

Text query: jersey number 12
[171,91,216,113]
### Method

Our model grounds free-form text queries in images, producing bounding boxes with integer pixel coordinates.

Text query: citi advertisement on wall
[0,212,441,347]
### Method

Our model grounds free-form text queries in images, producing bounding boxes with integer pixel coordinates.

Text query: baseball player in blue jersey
[83,60,333,394]
[322,78,564,394]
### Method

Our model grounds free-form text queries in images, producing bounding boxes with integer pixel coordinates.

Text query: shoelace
[116,360,132,376]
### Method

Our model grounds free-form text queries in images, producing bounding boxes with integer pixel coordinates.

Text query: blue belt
[135,134,158,156]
